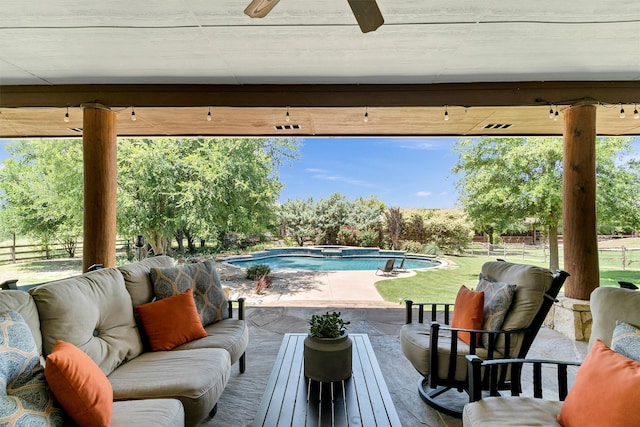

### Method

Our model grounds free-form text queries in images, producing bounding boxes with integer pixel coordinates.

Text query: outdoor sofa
[0,255,248,427]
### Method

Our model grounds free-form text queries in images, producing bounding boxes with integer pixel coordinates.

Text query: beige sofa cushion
[30,268,143,375]
[112,399,184,427]
[108,348,230,427]
[176,318,249,364]
[589,286,640,349]
[118,255,176,306]
[463,396,562,426]
[0,290,42,356]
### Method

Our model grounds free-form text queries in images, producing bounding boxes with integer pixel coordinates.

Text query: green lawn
[375,256,495,303]
[375,255,639,304]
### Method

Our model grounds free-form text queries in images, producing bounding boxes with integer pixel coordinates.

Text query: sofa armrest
[466,355,581,402]
[1,279,19,290]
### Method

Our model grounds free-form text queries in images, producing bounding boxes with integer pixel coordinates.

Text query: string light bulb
[634,104,639,120]
[285,106,290,122]
[444,105,449,121]
[63,107,69,123]
[363,106,369,122]
[131,107,137,121]
[207,106,212,121]
[553,106,559,121]
[548,105,554,120]
[619,104,626,119]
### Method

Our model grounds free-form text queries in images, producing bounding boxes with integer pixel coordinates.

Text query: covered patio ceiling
[1,0,640,138]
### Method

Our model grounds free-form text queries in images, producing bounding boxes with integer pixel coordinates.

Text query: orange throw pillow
[557,339,640,427]
[451,285,485,345]
[136,288,207,351]
[45,340,113,427]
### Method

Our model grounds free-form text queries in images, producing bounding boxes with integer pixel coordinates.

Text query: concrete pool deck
[217,262,418,307]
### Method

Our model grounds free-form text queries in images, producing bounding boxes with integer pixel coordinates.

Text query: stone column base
[544,294,592,341]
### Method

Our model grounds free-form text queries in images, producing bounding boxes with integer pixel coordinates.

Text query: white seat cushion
[463,396,562,427]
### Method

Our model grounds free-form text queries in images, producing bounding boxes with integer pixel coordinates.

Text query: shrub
[254,274,273,294]
[337,225,358,246]
[422,244,442,256]
[423,211,474,254]
[357,230,378,247]
[246,264,271,280]
[402,240,424,254]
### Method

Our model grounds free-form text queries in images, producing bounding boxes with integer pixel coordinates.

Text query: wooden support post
[82,104,117,272]
[11,232,16,263]
[562,104,599,300]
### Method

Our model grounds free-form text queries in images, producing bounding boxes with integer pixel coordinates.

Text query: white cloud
[304,168,328,173]
[314,173,377,189]
[380,137,458,151]
[415,191,432,197]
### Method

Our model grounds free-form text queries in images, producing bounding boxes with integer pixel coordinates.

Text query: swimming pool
[223,247,440,272]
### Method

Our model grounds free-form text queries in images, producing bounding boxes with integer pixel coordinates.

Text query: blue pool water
[226,253,439,272]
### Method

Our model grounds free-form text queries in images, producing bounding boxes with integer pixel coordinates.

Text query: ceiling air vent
[274,124,302,131]
[483,123,512,129]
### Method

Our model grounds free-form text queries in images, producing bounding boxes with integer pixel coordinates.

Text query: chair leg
[209,403,218,417]
[239,352,246,374]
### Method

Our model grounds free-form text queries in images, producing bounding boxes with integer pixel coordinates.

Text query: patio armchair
[462,286,640,426]
[400,260,569,417]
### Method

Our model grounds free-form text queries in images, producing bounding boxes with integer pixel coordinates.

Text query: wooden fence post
[11,232,16,263]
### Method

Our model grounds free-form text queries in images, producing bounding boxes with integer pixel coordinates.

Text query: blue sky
[278,137,462,208]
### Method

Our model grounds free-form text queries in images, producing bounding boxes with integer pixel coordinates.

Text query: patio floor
[195,263,589,426]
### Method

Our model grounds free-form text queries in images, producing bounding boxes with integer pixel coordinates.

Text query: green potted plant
[304,311,353,382]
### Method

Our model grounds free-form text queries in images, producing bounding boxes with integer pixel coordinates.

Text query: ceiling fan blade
[244,0,281,18]
[347,0,384,33]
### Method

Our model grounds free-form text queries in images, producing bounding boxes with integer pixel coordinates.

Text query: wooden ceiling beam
[2,81,640,109]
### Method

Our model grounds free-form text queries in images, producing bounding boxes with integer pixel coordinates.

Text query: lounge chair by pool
[376,259,396,275]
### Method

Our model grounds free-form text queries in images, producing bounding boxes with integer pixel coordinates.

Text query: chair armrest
[428,322,528,390]
[404,299,455,324]
[466,355,581,402]
[432,322,526,358]
[227,297,246,320]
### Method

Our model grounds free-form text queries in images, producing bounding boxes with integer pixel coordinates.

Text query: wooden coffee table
[253,333,402,426]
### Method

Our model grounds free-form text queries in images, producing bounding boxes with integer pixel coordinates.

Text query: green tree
[0,139,83,256]
[279,198,316,246]
[314,193,350,244]
[347,196,384,231]
[453,136,637,271]
[278,194,384,247]
[118,137,298,253]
